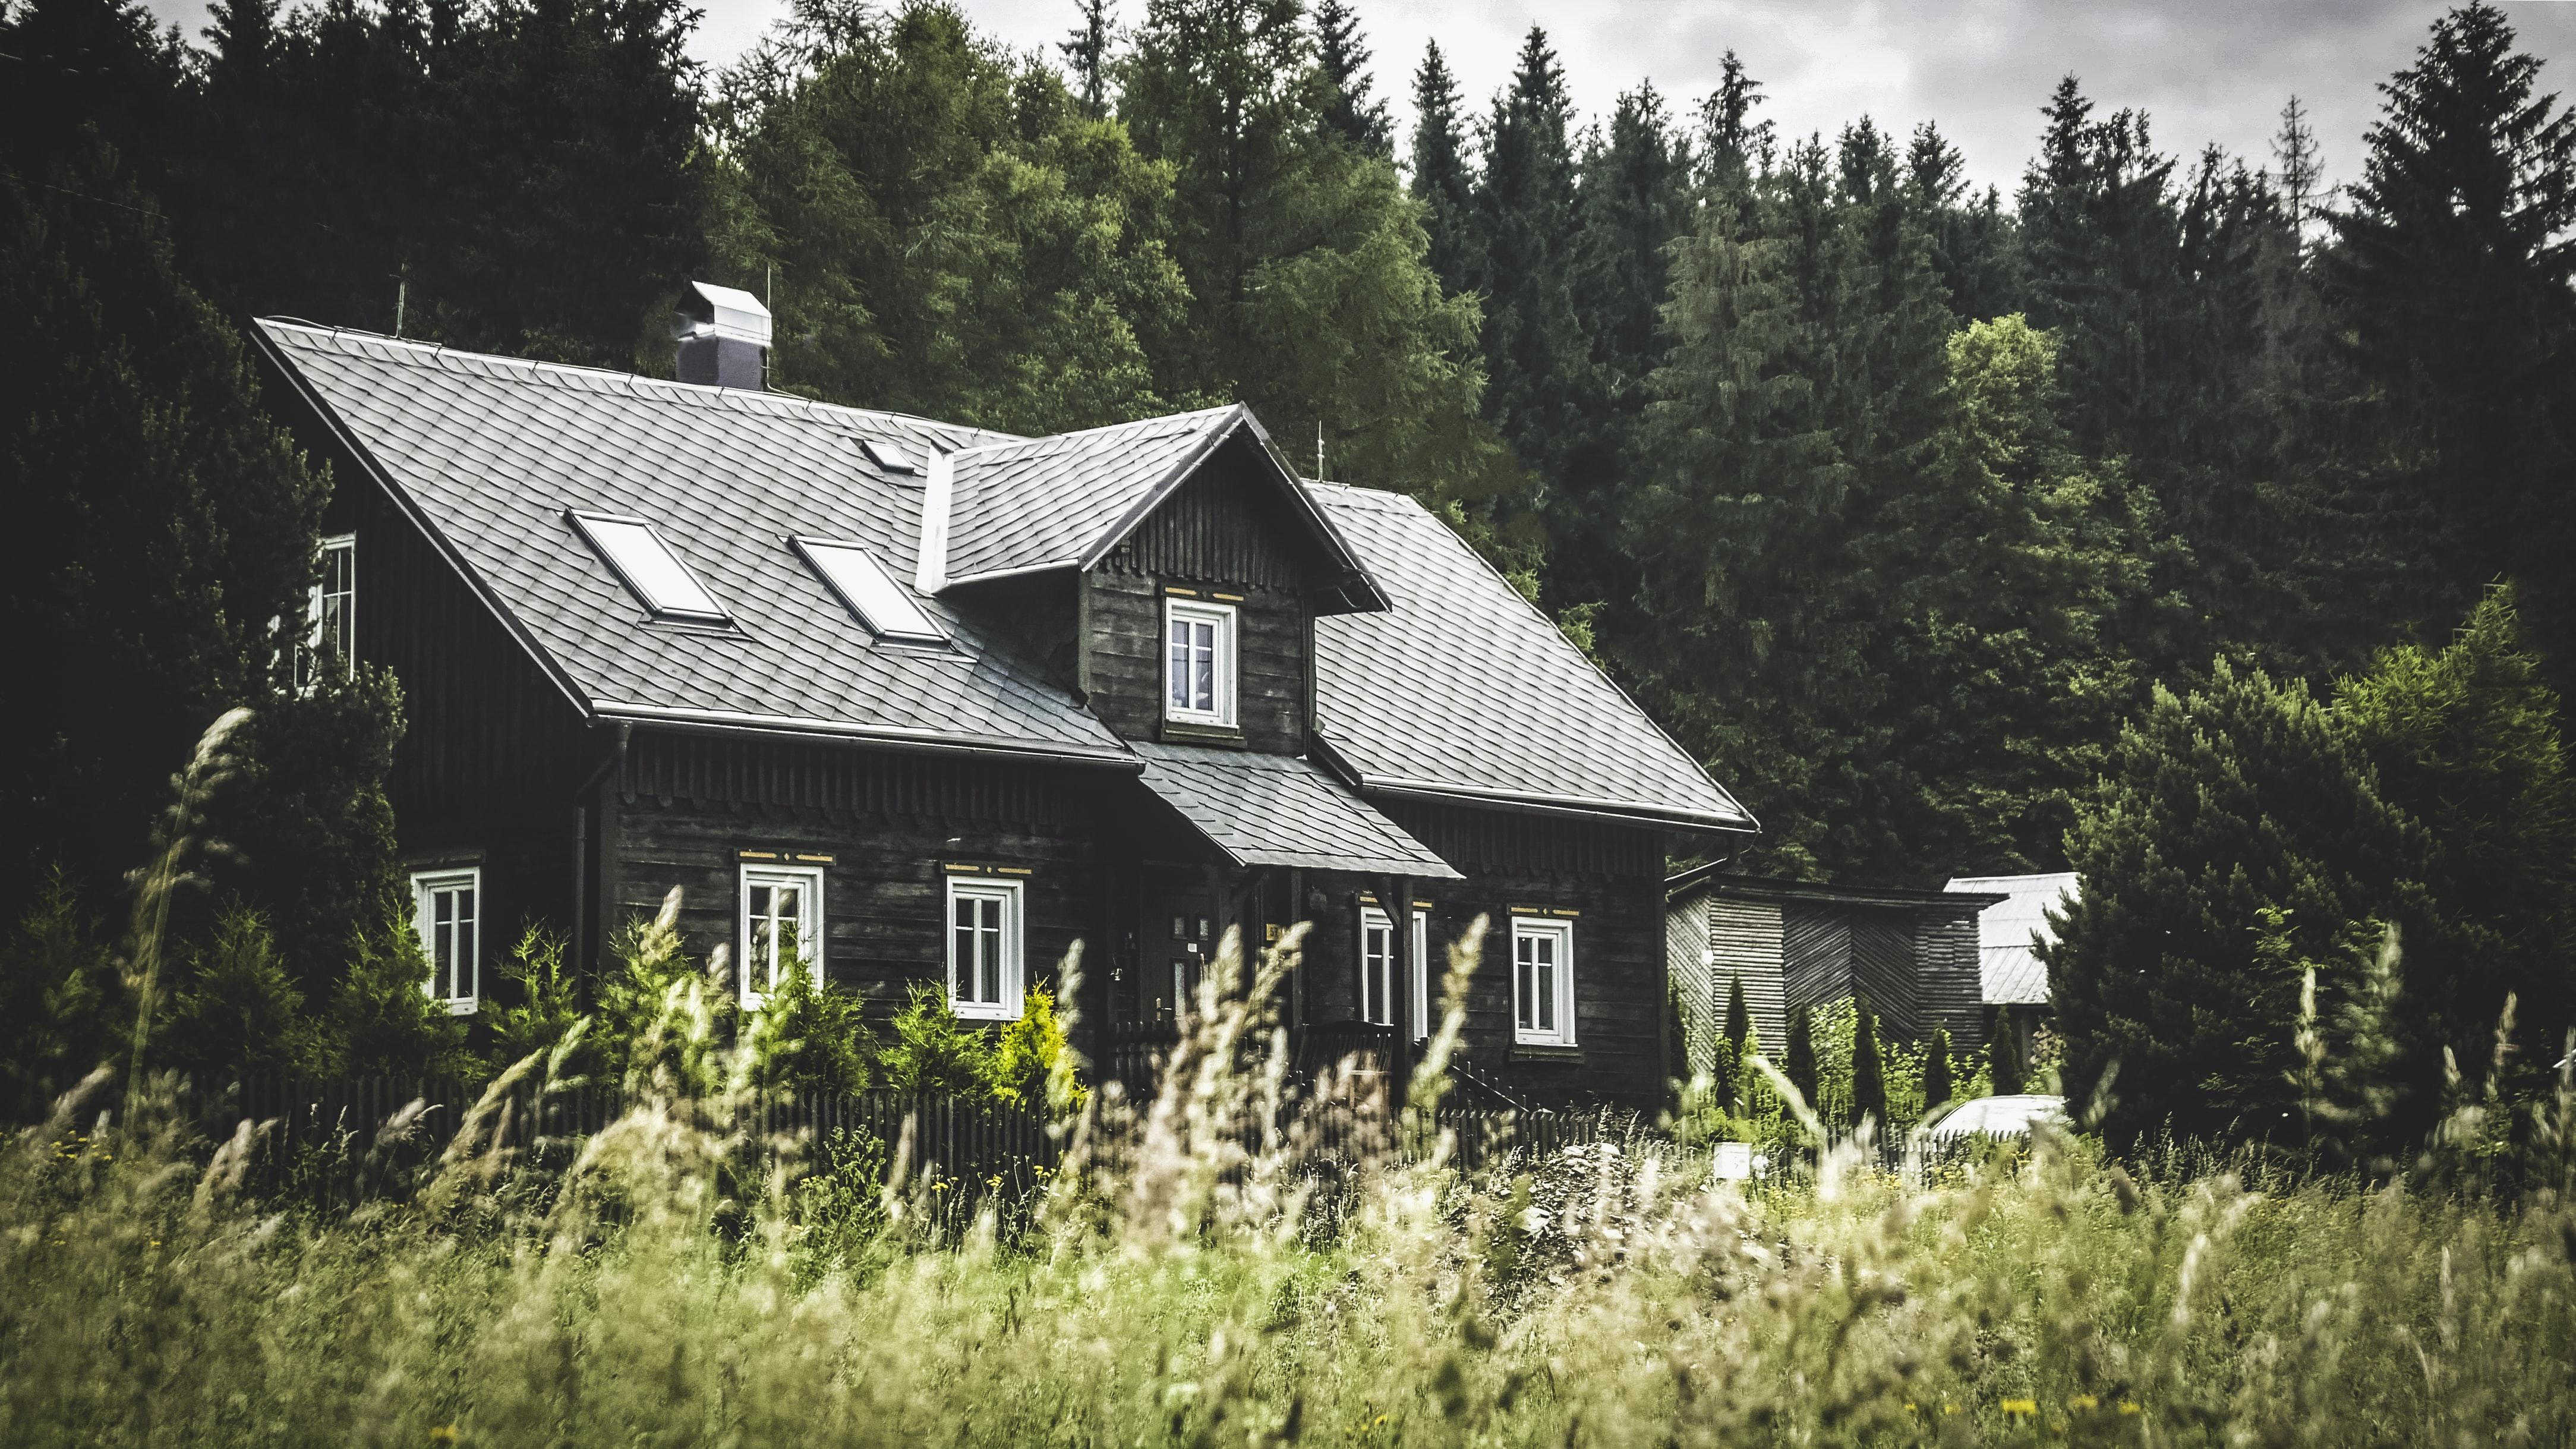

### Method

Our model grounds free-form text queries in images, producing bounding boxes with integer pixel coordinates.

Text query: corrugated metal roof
[1944,872,2078,1006]
[1131,742,1461,877]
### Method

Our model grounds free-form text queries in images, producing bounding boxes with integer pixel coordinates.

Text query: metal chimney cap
[673,281,773,348]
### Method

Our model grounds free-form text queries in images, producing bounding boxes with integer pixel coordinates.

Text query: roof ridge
[253,317,1025,445]
[951,402,1239,461]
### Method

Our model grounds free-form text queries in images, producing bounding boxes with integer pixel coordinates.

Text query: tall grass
[5,915,2576,1448]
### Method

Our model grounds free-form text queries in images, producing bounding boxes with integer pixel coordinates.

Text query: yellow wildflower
[2001,1398,2038,1418]
[2070,1394,2098,1410]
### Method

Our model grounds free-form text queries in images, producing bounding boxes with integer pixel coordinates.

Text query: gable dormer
[927,406,1383,754]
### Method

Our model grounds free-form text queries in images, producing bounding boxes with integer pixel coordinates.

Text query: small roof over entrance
[1133,742,1462,878]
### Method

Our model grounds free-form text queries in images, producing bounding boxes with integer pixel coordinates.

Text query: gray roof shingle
[1945,872,2078,1006]
[260,320,1749,832]
[1131,742,1461,877]
[1307,484,1754,832]
[260,322,1125,762]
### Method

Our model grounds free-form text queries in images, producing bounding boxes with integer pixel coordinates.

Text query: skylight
[859,437,918,474]
[793,537,946,644]
[569,513,729,623]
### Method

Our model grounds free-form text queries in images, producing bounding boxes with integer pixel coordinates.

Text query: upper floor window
[299,534,356,684]
[1164,598,1236,727]
[411,867,480,1015]
[740,864,822,1009]
[792,537,946,645]
[948,877,1023,1021]
[570,512,730,624]
[1512,916,1576,1047]
[1360,905,1430,1034]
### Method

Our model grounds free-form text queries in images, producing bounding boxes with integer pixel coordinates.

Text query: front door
[1143,867,1221,1023]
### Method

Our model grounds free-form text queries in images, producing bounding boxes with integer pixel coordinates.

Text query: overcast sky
[140,0,2576,199]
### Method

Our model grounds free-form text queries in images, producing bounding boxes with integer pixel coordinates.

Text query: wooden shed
[1664,870,1998,1074]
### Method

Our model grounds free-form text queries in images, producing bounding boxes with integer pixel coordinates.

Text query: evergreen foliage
[1989,1018,2025,1095]
[1849,998,1887,1129]
[1724,974,1750,1053]
[0,872,125,1118]
[751,953,874,1097]
[878,982,999,1099]
[1784,1006,1817,1107]
[1405,40,1478,300]
[163,905,334,1081]
[326,905,472,1081]
[1309,0,1389,156]
[485,925,594,1079]
[1922,1024,1956,1111]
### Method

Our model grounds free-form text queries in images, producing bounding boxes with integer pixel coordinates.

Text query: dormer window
[570,512,729,623]
[792,537,946,645]
[1164,598,1236,727]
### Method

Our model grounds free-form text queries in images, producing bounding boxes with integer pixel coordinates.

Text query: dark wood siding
[1366,801,1670,1107]
[320,436,599,990]
[1849,916,1918,1037]
[608,732,1119,1022]
[1913,913,1985,1051]
[1697,892,1789,1058]
[1782,904,1850,1020]
[1082,443,1320,754]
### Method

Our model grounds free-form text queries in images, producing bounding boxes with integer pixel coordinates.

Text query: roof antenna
[393,262,408,338]
[1316,420,1325,483]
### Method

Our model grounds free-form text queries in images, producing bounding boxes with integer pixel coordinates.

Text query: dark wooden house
[1664,869,1998,1075]
[255,291,1755,1107]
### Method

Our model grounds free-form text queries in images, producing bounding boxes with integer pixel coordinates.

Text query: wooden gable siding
[608,731,1117,1018]
[1353,800,1667,1106]
[1912,912,1985,1051]
[1703,893,1790,1059]
[319,442,600,975]
[1084,448,1315,754]
[1850,915,1919,1038]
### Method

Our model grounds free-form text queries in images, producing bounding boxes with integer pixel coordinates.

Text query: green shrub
[750,951,872,1098]
[878,982,997,1099]
[164,904,335,1081]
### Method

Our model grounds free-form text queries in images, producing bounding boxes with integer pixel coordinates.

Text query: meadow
[4,925,2574,1449]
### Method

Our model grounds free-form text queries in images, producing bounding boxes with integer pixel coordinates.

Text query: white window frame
[410,867,481,1016]
[1511,916,1577,1047]
[1360,905,1431,1035]
[1162,598,1237,727]
[301,533,357,684]
[947,877,1025,1021]
[739,863,824,1009]
[569,511,731,623]
[790,536,947,645]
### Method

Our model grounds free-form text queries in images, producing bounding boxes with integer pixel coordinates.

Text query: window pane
[799,540,943,641]
[578,516,726,619]
[979,898,1002,1004]
[1169,628,1189,707]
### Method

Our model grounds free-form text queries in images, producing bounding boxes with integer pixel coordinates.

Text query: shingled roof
[255,319,1751,833]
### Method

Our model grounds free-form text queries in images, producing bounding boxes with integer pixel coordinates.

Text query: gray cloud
[138,0,2576,197]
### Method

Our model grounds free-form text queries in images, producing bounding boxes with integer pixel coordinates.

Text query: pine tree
[1922,1025,1956,1110]
[1310,0,1389,156]
[2272,94,2323,239]
[163,905,335,1081]
[1723,974,1751,1053]
[1696,49,1771,193]
[2327,1,2576,675]
[1989,1019,2023,1094]
[1060,0,1114,118]
[1407,40,1479,298]
[1849,998,1887,1130]
[1784,1005,1818,1107]
[1471,25,1586,505]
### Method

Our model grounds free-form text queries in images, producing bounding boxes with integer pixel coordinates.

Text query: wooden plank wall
[324,444,597,978]
[1377,802,1668,1107]
[1912,912,1986,1052]
[1782,904,1850,1021]
[1849,915,1919,1038]
[610,733,1118,1023]
[1084,451,1316,754]
[1665,897,1711,1075]
[1704,893,1789,1056]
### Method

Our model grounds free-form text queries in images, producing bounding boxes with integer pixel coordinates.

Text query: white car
[1923,1094,2068,1139]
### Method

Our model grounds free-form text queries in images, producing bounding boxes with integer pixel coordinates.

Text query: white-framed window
[739,864,823,1008]
[1512,916,1576,1047]
[790,536,946,645]
[1360,905,1431,1034]
[410,868,480,1015]
[947,878,1024,1020]
[299,533,356,685]
[1163,598,1237,727]
[570,511,730,623]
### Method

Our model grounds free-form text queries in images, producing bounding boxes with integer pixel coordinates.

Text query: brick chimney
[673,281,771,390]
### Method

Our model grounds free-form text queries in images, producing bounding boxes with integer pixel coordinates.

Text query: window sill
[952,1004,1023,1024]
[1159,720,1247,748]
[443,999,480,1018]
[1510,1042,1581,1064]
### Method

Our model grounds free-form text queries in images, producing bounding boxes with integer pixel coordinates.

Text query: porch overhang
[1130,741,1463,878]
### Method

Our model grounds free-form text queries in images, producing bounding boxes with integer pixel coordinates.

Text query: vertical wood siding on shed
[1704,894,1789,1057]
[1782,905,1850,1022]
[1849,915,1919,1037]
[1912,912,1985,1052]
[1666,896,1712,1075]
